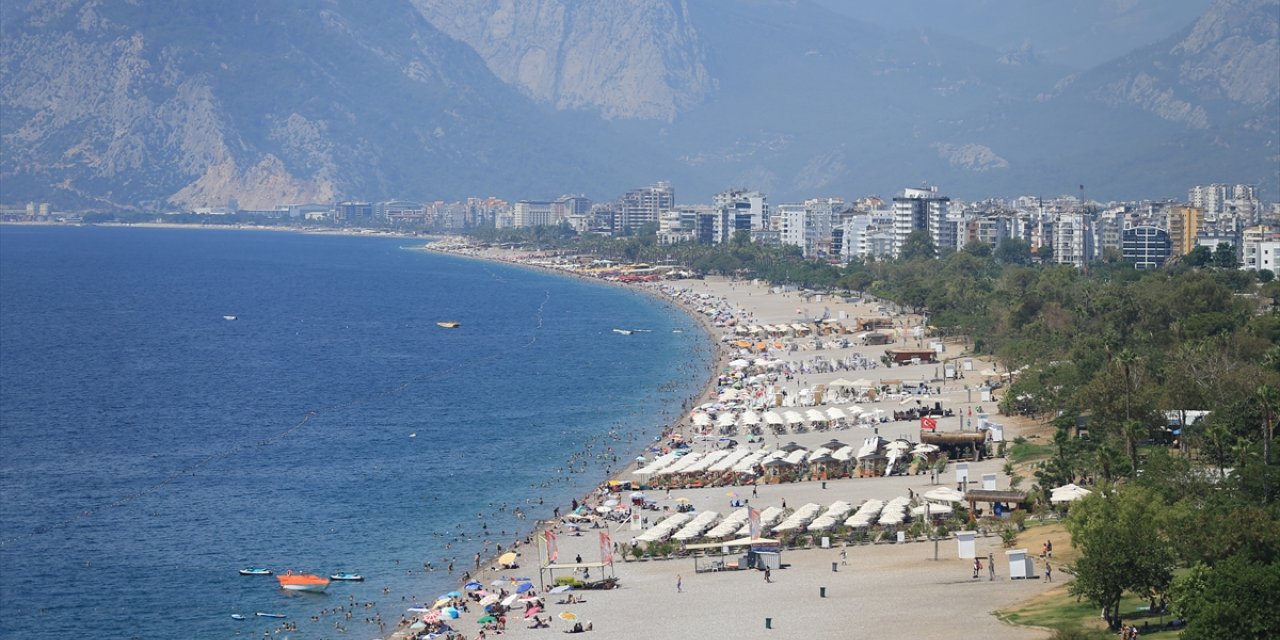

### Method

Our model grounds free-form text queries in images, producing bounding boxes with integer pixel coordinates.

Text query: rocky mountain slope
[0,0,637,210]
[1,0,1275,209]
[413,0,710,121]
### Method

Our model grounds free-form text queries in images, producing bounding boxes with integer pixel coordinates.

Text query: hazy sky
[810,0,1215,69]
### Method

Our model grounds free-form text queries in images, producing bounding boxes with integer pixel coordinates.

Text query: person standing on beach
[1044,562,1052,582]
[840,546,848,566]
[764,567,771,583]
[677,574,682,593]
[987,552,995,581]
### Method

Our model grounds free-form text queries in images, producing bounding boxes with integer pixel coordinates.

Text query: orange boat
[276,571,330,593]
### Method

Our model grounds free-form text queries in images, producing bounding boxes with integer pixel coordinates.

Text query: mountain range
[1,0,1276,211]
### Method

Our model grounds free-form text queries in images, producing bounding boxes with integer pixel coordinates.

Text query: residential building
[1122,226,1171,269]
[892,186,950,257]
[513,200,557,228]
[1166,206,1203,257]
[618,181,674,232]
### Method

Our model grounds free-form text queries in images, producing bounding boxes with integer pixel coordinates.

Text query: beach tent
[1050,483,1092,503]
[763,411,785,427]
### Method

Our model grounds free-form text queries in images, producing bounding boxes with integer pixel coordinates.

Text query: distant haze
[812,0,1215,69]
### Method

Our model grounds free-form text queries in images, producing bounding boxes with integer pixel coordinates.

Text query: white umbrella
[923,487,965,503]
[730,359,750,368]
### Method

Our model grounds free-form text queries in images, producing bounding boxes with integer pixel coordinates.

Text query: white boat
[231,614,246,621]
[612,329,633,335]
[223,315,238,321]
[256,612,286,619]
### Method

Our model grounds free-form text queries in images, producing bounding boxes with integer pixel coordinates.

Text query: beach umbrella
[432,598,452,609]
[441,607,460,619]
[516,582,534,594]
[477,615,498,624]
[490,579,507,586]
[445,591,462,598]
[501,594,520,607]
[559,612,578,621]
[524,606,542,619]
[409,621,427,631]
[498,551,518,567]
[519,596,541,603]
[675,497,691,503]
[595,505,610,513]
[549,585,573,594]
[603,498,619,507]
[478,594,500,606]
[421,610,441,624]
[465,581,482,589]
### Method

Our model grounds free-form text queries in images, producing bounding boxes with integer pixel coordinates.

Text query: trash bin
[820,587,827,598]
[765,618,773,629]
[831,562,838,572]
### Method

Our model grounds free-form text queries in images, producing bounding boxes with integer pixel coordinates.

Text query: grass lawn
[995,523,1183,638]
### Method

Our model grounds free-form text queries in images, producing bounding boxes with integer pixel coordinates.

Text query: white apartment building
[892,186,951,256]
[1054,211,1094,267]
[513,200,556,227]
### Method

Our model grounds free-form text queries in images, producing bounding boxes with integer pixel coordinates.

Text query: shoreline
[393,239,1059,640]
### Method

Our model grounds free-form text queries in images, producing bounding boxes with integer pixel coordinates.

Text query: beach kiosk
[1007,549,1035,579]
[982,473,997,490]
[955,530,977,559]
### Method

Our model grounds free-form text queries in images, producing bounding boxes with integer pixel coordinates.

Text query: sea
[0,225,713,639]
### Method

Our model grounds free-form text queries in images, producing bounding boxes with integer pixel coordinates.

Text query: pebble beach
[394,244,1061,640]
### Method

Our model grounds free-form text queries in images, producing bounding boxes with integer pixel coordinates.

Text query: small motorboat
[329,572,364,582]
[223,315,238,321]
[238,567,272,576]
[612,329,633,335]
[276,571,330,592]
[436,321,460,328]
[256,612,286,619]
[231,614,246,621]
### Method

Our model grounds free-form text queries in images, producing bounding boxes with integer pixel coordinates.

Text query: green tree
[1170,555,1280,639]
[1212,242,1239,269]
[898,229,937,261]
[1066,486,1176,630]
[995,238,1033,265]
[1183,245,1212,267]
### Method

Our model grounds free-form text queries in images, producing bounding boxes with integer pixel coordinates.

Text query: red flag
[921,416,937,431]
[544,529,558,563]
[599,531,613,565]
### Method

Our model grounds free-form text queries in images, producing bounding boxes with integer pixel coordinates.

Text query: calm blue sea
[0,225,712,639]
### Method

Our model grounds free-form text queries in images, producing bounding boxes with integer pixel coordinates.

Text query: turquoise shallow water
[0,226,713,639]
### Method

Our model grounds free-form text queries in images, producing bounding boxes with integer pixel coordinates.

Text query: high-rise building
[892,186,950,257]
[713,190,769,230]
[618,181,674,232]
[1122,226,1171,269]
[1166,206,1203,257]
[1054,212,1094,268]
[513,201,556,228]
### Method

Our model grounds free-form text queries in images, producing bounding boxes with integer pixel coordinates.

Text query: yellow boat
[436,321,461,328]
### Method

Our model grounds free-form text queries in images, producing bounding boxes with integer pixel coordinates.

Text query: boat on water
[238,567,272,576]
[231,614,246,621]
[329,572,364,582]
[256,612,286,619]
[276,571,330,592]
[436,321,461,328]
[612,329,633,335]
[223,315,238,321]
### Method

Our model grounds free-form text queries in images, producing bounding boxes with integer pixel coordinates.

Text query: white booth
[955,530,976,559]
[982,473,997,490]
[1007,549,1035,579]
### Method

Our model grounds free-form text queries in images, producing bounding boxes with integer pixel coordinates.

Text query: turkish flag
[921,417,937,431]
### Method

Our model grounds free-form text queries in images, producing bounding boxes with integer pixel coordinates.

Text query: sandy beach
[394,249,1060,640]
